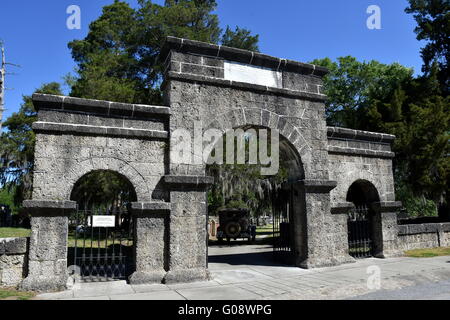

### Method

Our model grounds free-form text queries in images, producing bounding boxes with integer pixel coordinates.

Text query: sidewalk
[37,246,450,300]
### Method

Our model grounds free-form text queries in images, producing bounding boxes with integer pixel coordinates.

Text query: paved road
[38,244,450,300]
[351,280,450,300]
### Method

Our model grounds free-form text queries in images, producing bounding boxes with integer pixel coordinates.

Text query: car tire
[225,222,241,238]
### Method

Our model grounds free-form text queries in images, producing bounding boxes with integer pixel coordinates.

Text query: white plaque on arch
[224,61,282,88]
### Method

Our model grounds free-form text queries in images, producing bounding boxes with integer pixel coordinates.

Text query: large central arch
[204,124,307,266]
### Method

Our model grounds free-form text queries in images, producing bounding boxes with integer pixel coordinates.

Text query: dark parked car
[0,204,11,227]
[216,208,256,243]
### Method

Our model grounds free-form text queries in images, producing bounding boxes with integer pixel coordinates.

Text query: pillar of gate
[163,176,213,283]
[20,200,76,292]
[371,201,402,258]
[129,202,171,284]
[296,181,355,268]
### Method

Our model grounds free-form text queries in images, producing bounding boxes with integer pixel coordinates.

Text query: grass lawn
[67,231,133,248]
[405,247,450,258]
[0,228,31,238]
[0,287,35,300]
[256,224,273,235]
[67,237,133,248]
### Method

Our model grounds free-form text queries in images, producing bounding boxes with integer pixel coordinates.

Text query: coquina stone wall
[20,36,408,291]
[327,127,402,257]
[0,238,28,287]
[161,36,353,270]
[327,127,396,204]
[21,96,172,291]
[396,223,450,251]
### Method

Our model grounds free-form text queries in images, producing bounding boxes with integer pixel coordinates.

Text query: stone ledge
[398,222,450,236]
[371,201,403,212]
[0,237,28,255]
[164,175,214,186]
[331,202,355,214]
[131,202,171,214]
[23,200,77,216]
[327,127,395,143]
[32,94,171,117]
[32,122,169,140]
[328,146,395,159]
[164,71,327,102]
[161,36,329,77]
[297,180,337,193]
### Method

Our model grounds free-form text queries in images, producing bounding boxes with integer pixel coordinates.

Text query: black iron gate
[68,208,134,281]
[348,205,373,258]
[273,186,294,264]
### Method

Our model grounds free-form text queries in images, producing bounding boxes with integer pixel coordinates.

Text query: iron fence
[348,205,373,259]
[273,187,294,264]
[68,208,134,282]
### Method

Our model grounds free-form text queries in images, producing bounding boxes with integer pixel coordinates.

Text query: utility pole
[0,43,20,132]
[0,45,5,132]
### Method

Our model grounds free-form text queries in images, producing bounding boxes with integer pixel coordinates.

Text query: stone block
[0,238,28,255]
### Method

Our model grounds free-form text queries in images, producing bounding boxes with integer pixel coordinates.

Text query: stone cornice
[398,222,450,236]
[328,146,395,159]
[160,36,329,78]
[331,202,355,214]
[164,71,327,102]
[297,180,338,193]
[23,200,77,216]
[131,202,171,215]
[371,201,403,212]
[327,127,395,144]
[32,94,171,118]
[32,122,169,140]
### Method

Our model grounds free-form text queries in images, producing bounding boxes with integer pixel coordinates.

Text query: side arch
[345,179,383,258]
[346,179,381,205]
[331,169,385,205]
[62,157,150,202]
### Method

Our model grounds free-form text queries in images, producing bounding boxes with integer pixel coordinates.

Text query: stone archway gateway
[20,37,402,291]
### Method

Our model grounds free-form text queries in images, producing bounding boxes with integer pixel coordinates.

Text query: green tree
[68,0,260,104]
[221,26,259,52]
[405,0,450,94]
[207,163,288,218]
[314,54,449,217]
[207,131,288,219]
[0,83,63,205]
[0,186,19,214]
[362,64,449,217]
[311,56,413,128]
[71,170,137,211]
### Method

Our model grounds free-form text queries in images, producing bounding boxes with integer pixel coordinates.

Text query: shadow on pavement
[208,250,292,267]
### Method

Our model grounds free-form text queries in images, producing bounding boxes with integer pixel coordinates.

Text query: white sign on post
[90,216,116,228]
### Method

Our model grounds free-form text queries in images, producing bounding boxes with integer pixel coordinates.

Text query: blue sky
[0,0,424,126]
